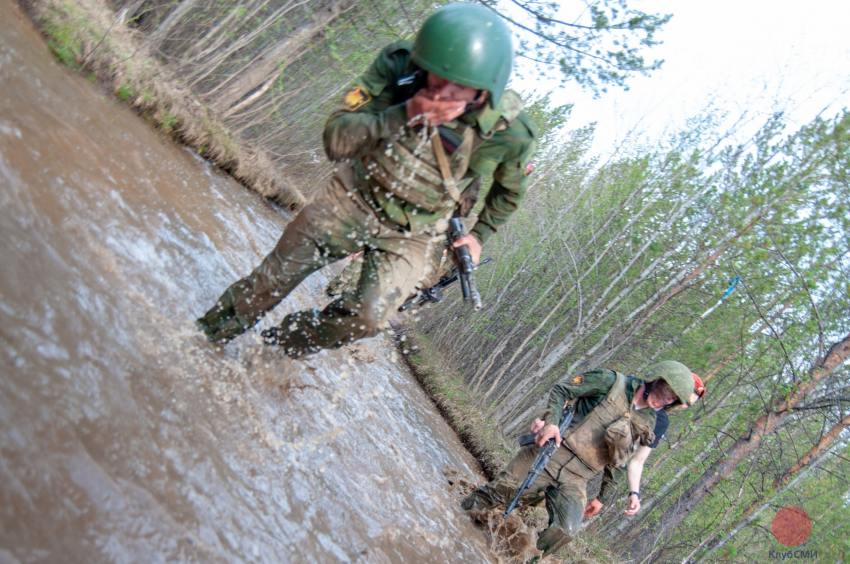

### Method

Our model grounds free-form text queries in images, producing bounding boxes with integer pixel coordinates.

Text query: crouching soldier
[196,3,537,358]
[461,361,704,557]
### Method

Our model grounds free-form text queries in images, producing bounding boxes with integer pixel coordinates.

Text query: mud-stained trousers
[197,176,442,357]
[325,215,476,301]
[461,445,589,556]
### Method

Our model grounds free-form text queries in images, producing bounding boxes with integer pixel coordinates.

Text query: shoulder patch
[571,374,584,385]
[342,87,371,111]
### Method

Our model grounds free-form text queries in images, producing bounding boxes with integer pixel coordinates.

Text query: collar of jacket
[460,89,523,136]
[625,375,644,406]
[460,102,501,136]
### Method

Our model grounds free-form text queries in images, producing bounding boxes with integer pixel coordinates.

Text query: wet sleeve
[598,465,624,505]
[470,135,536,244]
[322,45,410,161]
[544,369,616,427]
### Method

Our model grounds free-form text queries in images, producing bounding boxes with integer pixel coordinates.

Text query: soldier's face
[424,73,486,104]
[647,381,678,410]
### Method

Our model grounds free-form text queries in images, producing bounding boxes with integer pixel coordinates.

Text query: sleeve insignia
[571,374,583,385]
[343,87,371,111]
[524,161,535,176]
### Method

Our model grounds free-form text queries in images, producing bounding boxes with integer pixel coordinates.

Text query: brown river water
[0,2,494,561]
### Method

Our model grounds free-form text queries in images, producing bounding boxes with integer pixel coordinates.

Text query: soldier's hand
[583,499,603,519]
[406,91,467,126]
[529,418,545,434]
[624,493,641,516]
[451,234,481,265]
[535,423,562,447]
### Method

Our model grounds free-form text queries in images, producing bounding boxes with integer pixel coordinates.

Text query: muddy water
[0,3,493,562]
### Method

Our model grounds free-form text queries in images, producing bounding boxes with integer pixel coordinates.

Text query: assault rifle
[447,217,482,310]
[398,257,492,312]
[504,406,575,518]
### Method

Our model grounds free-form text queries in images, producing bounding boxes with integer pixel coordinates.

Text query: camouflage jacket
[544,369,657,506]
[323,40,537,241]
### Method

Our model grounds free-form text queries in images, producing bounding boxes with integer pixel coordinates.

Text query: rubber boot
[196,302,247,344]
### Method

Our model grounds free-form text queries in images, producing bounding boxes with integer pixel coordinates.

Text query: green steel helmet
[412,3,514,105]
[643,360,695,406]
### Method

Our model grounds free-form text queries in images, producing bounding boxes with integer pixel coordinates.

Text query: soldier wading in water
[196,3,537,357]
[462,361,705,558]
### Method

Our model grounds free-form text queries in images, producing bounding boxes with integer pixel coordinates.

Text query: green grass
[42,15,82,69]
[141,90,155,105]
[158,111,178,133]
[116,83,135,102]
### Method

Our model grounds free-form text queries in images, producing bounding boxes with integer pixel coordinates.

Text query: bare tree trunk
[182,0,267,61]
[146,0,198,51]
[775,412,850,488]
[564,203,773,376]
[185,0,308,90]
[211,1,358,116]
[471,161,659,396]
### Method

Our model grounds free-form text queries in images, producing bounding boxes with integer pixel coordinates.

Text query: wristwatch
[628,491,641,500]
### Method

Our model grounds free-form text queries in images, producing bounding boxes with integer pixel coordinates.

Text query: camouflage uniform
[197,40,536,357]
[462,369,657,556]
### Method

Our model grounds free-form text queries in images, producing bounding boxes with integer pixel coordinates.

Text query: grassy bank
[20,0,305,208]
[397,328,514,480]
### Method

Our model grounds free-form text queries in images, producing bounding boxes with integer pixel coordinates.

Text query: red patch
[525,162,535,176]
[771,506,812,546]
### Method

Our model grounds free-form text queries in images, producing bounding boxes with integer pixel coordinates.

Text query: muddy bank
[0,3,495,561]
[396,330,515,481]
[19,0,305,208]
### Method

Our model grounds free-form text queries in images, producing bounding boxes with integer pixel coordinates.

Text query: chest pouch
[631,415,656,448]
[363,125,476,214]
[604,414,657,467]
[604,417,635,468]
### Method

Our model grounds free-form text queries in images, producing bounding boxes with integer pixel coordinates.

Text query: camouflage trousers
[197,176,444,357]
[461,445,589,556]
[325,215,477,301]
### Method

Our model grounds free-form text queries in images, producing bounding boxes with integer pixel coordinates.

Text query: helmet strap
[463,90,488,113]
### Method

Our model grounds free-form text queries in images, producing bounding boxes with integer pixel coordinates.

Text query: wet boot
[461,485,503,511]
[260,308,324,359]
[261,298,379,359]
[259,325,317,359]
[196,300,248,344]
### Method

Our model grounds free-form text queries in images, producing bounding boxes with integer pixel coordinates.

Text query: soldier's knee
[561,519,580,538]
[460,493,479,511]
[356,317,383,337]
[352,301,389,336]
[536,525,574,555]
